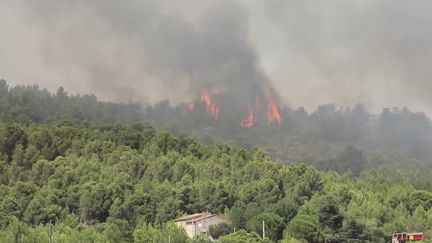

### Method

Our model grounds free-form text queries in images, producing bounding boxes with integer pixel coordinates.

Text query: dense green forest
[1,80,432,242]
[1,122,432,242]
[2,79,432,178]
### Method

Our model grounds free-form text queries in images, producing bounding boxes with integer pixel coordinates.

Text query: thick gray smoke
[249,0,432,113]
[1,0,432,113]
[0,0,269,106]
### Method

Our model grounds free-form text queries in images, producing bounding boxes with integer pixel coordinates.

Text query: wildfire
[200,90,220,119]
[266,95,282,125]
[241,107,255,128]
[184,88,283,127]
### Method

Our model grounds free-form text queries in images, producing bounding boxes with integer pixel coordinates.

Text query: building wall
[198,216,228,234]
[175,221,198,238]
[175,216,229,238]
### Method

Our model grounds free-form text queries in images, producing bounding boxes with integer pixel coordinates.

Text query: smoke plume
[1,0,432,113]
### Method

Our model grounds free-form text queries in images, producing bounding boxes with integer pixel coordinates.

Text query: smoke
[0,0,268,106]
[247,0,432,113]
[1,0,432,113]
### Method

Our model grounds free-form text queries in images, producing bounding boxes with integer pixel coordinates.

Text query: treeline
[148,102,432,177]
[1,122,432,242]
[2,80,432,177]
[0,80,143,124]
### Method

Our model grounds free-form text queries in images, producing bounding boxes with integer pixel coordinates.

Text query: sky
[1,0,432,113]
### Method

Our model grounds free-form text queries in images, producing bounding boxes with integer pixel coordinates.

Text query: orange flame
[201,90,219,119]
[241,107,255,128]
[267,95,282,125]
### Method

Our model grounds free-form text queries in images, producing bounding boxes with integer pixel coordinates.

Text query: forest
[1,80,432,242]
[2,79,432,178]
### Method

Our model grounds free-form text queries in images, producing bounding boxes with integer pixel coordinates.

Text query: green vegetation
[1,80,432,242]
[2,79,432,179]
[0,122,432,242]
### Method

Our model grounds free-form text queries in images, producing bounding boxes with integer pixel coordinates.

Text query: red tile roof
[174,212,218,223]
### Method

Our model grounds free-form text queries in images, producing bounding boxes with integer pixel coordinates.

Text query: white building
[174,212,230,239]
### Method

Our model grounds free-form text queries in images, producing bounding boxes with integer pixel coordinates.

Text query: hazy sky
[1,0,432,113]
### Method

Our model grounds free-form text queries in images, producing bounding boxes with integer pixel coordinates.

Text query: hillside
[2,80,432,179]
[0,121,432,242]
[2,0,432,242]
